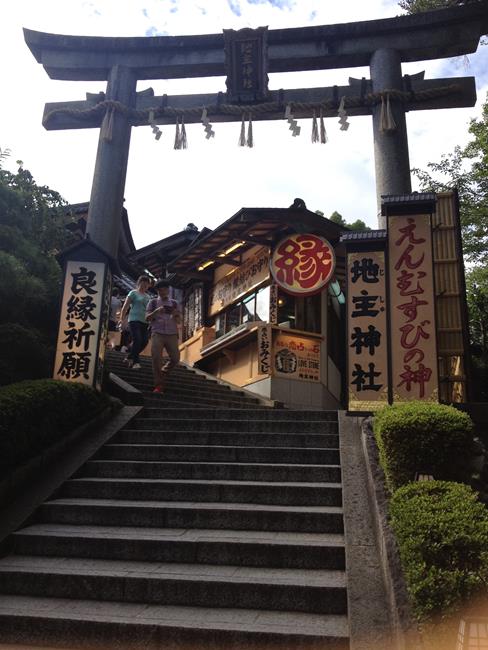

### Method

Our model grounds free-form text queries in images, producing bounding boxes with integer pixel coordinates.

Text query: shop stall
[170,203,347,409]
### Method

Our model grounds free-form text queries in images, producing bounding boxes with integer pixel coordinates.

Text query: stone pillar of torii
[24,2,488,257]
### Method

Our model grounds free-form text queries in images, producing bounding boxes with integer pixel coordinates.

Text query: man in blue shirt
[146,279,181,393]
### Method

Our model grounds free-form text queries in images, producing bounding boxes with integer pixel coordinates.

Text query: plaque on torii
[25,2,488,258]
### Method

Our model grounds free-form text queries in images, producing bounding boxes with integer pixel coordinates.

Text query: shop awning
[169,203,347,277]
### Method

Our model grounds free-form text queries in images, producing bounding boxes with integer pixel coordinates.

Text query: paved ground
[339,412,392,650]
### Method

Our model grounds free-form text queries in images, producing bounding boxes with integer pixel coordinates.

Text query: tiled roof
[340,229,386,242]
[381,193,436,204]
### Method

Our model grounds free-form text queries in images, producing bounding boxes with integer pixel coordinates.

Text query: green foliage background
[0,150,74,384]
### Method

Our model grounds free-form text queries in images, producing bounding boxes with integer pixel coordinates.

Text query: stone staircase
[0,352,349,649]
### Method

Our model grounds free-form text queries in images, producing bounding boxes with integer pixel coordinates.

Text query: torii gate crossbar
[24,2,488,255]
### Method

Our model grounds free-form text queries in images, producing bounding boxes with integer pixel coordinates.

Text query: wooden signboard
[273,332,321,382]
[209,247,270,316]
[257,325,272,375]
[347,251,389,411]
[54,260,108,389]
[387,214,439,402]
[270,233,335,297]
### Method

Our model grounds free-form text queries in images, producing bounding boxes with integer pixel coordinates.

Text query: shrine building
[132,191,469,412]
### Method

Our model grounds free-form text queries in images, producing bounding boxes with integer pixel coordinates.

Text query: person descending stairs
[0,351,349,649]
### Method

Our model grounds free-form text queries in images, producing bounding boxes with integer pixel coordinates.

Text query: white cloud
[1,0,486,248]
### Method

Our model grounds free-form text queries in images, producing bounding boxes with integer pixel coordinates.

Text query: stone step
[111,363,205,376]
[10,524,346,569]
[95,443,340,465]
[144,396,270,409]
[61,477,343,506]
[118,374,246,395]
[112,372,251,394]
[138,408,337,421]
[113,429,339,448]
[38,499,345,533]
[134,384,254,401]
[76,460,341,483]
[82,460,341,483]
[117,371,226,387]
[107,358,194,374]
[0,595,349,649]
[127,418,338,433]
[0,556,347,615]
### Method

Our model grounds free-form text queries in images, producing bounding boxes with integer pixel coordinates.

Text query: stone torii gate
[25,2,488,257]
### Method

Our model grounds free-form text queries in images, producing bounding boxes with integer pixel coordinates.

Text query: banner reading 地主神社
[347,250,389,412]
[387,214,439,402]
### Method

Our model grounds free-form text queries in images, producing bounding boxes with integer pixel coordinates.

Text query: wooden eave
[169,207,346,276]
[128,227,208,277]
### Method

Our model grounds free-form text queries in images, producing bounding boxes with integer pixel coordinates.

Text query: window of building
[214,285,270,339]
[183,284,203,341]
[277,289,321,333]
[256,286,270,321]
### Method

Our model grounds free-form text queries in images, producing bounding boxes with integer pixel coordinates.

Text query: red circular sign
[270,233,335,296]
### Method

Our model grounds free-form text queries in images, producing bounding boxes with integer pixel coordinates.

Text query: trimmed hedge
[0,323,50,386]
[374,401,473,492]
[0,379,111,470]
[389,481,488,622]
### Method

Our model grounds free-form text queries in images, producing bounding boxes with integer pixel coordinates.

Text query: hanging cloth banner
[247,114,253,148]
[338,97,349,131]
[238,114,246,146]
[101,106,115,143]
[180,117,188,149]
[238,114,253,147]
[311,111,319,143]
[319,109,327,144]
[380,94,397,133]
[284,104,300,137]
[174,118,181,149]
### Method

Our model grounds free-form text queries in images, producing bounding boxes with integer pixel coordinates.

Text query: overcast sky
[1,0,487,248]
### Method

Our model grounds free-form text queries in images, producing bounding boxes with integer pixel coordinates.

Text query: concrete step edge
[0,596,350,641]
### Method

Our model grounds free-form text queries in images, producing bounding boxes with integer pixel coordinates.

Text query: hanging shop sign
[257,325,272,375]
[54,260,109,389]
[346,251,389,412]
[387,214,439,402]
[269,283,279,324]
[273,332,321,382]
[209,247,269,316]
[270,233,335,297]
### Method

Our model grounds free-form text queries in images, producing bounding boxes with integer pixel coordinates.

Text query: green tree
[411,94,488,264]
[466,266,488,354]
[399,0,477,13]
[328,211,371,231]
[328,210,347,226]
[0,151,73,384]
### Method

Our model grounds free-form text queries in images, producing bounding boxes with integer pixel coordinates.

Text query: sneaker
[132,363,141,370]
[152,385,163,393]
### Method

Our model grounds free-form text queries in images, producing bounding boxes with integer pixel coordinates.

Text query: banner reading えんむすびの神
[387,214,439,402]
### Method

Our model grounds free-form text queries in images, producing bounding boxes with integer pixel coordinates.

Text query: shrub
[390,481,488,622]
[0,323,50,386]
[0,379,111,470]
[374,401,473,492]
